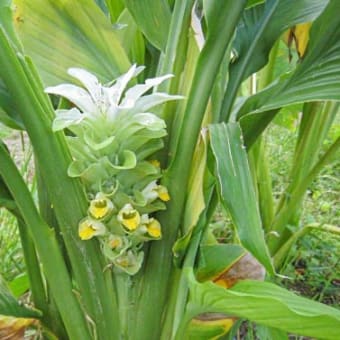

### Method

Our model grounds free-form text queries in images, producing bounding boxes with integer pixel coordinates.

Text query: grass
[266,116,340,309]
[0,208,24,282]
[0,130,34,283]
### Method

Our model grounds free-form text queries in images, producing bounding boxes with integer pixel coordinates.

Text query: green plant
[0,1,340,339]
[0,208,24,282]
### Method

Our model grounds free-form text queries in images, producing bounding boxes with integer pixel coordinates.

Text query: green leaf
[13,0,131,85]
[238,0,340,145]
[209,122,274,274]
[0,0,23,50]
[8,274,29,299]
[187,273,340,340]
[0,142,20,215]
[0,276,40,319]
[0,276,38,339]
[105,0,125,22]
[246,0,265,8]
[172,131,208,266]
[185,313,235,340]
[195,244,246,282]
[116,9,145,66]
[124,0,171,51]
[221,0,328,120]
[0,79,24,130]
[256,324,289,340]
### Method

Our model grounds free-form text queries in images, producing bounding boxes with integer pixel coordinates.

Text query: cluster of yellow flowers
[78,180,169,274]
[46,65,181,274]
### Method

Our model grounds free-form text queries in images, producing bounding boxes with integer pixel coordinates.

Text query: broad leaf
[8,274,29,299]
[256,324,289,340]
[187,273,340,340]
[105,0,125,22]
[0,276,40,319]
[209,122,274,274]
[116,9,145,66]
[238,0,340,145]
[13,0,130,85]
[221,0,328,119]
[124,0,171,51]
[0,276,40,339]
[195,244,246,282]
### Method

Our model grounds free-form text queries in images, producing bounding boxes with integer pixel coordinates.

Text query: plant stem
[133,3,247,339]
[0,143,91,340]
[0,28,120,339]
[269,136,340,254]
[274,223,340,270]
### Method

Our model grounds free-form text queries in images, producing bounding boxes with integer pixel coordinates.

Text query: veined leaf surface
[238,0,340,146]
[13,0,130,85]
[221,0,328,119]
[0,276,40,339]
[209,122,273,274]
[124,0,171,51]
[187,273,340,340]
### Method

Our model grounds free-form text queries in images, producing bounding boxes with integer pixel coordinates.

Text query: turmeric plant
[0,0,340,339]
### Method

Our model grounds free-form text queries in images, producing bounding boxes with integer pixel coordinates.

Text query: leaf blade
[221,0,328,119]
[238,0,340,145]
[188,275,340,340]
[13,0,131,85]
[124,0,171,51]
[209,122,274,274]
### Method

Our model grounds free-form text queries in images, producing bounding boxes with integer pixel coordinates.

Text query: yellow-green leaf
[13,0,130,85]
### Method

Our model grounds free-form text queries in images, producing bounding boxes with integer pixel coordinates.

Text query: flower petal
[88,193,114,219]
[105,64,144,105]
[68,68,101,102]
[117,204,141,231]
[120,74,173,108]
[146,218,162,239]
[52,108,84,131]
[78,218,106,240]
[45,84,96,113]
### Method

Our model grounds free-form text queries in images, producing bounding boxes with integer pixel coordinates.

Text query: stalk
[16,219,48,312]
[134,2,247,339]
[274,102,337,217]
[269,136,340,254]
[0,144,91,340]
[249,39,280,231]
[269,102,339,254]
[156,0,196,164]
[250,139,275,231]
[0,28,119,339]
[169,192,218,339]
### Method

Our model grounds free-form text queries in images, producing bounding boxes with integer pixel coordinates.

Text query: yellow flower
[156,185,170,202]
[146,218,162,238]
[142,181,170,202]
[78,218,106,240]
[88,193,114,219]
[117,204,141,231]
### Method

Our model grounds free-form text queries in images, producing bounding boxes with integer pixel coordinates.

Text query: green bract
[45,65,182,274]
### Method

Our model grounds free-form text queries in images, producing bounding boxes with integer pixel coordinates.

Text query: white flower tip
[44,86,56,94]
